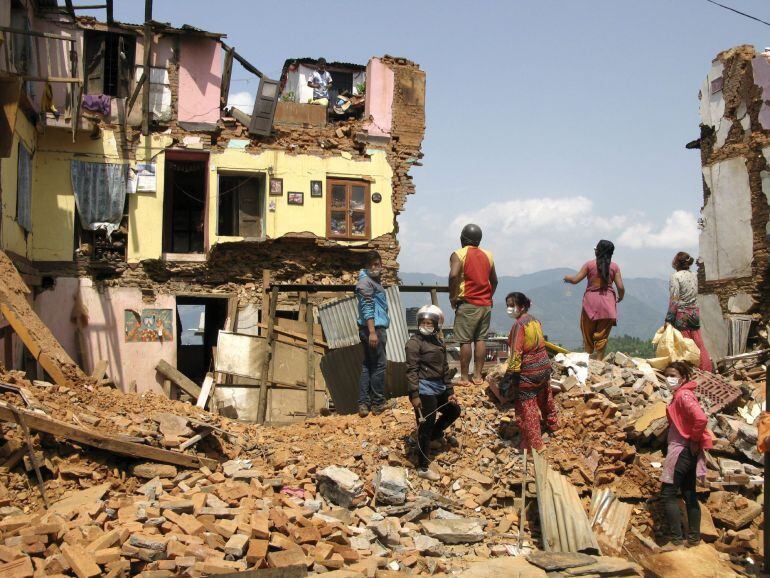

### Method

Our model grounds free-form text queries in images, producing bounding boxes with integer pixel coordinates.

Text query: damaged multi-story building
[693,45,770,360]
[0,0,425,414]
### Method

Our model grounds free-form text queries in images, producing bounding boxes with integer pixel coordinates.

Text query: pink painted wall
[35,278,176,393]
[135,34,175,68]
[178,37,222,123]
[364,57,394,138]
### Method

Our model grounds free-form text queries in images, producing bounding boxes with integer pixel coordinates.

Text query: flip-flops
[472,377,486,386]
[455,380,473,387]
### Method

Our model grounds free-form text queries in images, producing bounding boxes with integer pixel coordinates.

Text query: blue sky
[113,0,770,278]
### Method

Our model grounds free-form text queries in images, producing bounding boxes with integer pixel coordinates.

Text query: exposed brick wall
[697,45,770,342]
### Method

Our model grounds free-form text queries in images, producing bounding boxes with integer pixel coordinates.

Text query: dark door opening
[217,173,265,238]
[176,297,228,386]
[164,157,207,254]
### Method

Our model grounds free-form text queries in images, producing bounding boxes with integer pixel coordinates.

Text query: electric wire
[703,0,770,27]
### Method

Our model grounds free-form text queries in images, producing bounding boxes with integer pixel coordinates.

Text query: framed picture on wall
[310,180,323,198]
[269,178,283,196]
[288,192,304,205]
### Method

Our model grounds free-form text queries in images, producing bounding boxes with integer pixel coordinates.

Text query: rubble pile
[0,346,764,576]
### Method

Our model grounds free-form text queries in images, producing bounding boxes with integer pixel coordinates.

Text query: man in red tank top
[449,224,498,386]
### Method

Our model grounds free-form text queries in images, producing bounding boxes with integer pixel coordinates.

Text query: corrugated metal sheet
[318,287,410,413]
[589,488,633,556]
[318,286,408,363]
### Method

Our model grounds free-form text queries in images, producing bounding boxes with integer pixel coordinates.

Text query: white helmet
[416,304,444,332]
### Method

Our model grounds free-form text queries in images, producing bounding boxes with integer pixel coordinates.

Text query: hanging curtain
[70,160,128,236]
[16,142,31,232]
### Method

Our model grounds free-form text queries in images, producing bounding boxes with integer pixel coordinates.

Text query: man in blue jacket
[356,251,392,417]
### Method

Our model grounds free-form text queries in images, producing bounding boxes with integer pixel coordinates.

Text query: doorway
[163,154,208,254]
[175,296,228,385]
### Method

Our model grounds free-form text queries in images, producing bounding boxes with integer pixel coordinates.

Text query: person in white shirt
[308,58,333,106]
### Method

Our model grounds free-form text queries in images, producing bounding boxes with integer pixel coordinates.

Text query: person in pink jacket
[660,361,712,549]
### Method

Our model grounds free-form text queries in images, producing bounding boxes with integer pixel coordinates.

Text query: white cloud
[451,196,629,235]
[227,90,255,111]
[617,210,699,249]
[398,196,700,278]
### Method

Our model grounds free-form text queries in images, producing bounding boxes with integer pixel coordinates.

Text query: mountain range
[399,269,669,349]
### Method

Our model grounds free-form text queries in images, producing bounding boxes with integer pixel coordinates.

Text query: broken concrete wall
[696,45,770,353]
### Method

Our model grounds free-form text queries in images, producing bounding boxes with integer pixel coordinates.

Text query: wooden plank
[196,373,215,409]
[0,401,217,470]
[257,287,278,424]
[305,298,315,418]
[141,0,153,136]
[257,323,328,348]
[0,305,71,389]
[155,359,201,398]
[220,46,234,109]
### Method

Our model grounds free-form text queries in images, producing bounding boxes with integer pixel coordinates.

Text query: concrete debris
[420,518,485,544]
[373,466,408,505]
[316,466,364,508]
[526,551,597,571]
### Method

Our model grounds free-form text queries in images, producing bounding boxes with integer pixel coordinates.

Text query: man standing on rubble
[449,224,498,386]
[356,251,393,417]
[307,58,333,106]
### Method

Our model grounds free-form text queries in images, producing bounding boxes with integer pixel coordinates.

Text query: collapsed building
[693,45,770,361]
[0,0,425,416]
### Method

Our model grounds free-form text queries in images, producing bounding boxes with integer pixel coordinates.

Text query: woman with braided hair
[564,240,625,359]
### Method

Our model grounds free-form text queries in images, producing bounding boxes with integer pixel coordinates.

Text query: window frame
[326,178,371,241]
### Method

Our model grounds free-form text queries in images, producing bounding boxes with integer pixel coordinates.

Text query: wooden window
[84,30,135,98]
[327,179,370,240]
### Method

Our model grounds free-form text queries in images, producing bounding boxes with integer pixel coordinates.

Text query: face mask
[507,306,521,318]
[666,377,681,389]
[419,326,434,336]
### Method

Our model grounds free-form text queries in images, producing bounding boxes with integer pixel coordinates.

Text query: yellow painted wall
[128,145,395,263]
[17,126,395,264]
[209,148,394,247]
[0,113,35,258]
[29,127,125,261]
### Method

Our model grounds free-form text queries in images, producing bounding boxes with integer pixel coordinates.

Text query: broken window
[163,155,207,254]
[217,173,264,238]
[16,141,31,232]
[84,30,136,98]
[327,179,370,240]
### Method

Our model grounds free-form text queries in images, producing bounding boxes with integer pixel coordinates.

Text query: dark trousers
[413,390,461,468]
[661,448,701,543]
[358,327,387,408]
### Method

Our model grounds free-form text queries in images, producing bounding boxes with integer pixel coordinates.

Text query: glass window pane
[331,185,347,209]
[330,211,347,235]
[351,186,365,210]
[351,212,366,236]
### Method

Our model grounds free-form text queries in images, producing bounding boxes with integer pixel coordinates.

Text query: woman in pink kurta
[563,240,625,359]
[660,361,711,549]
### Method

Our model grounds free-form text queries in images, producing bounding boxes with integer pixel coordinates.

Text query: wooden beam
[221,43,264,79]
[0,304,73,388]
[64,0,75,17]
[105,0,114,23]
[305,298,315,419]
[155,360,201,398]
[141,0,153,136]
[257,287,278,424]
[0,401,217,470]
[220,46,234,109]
